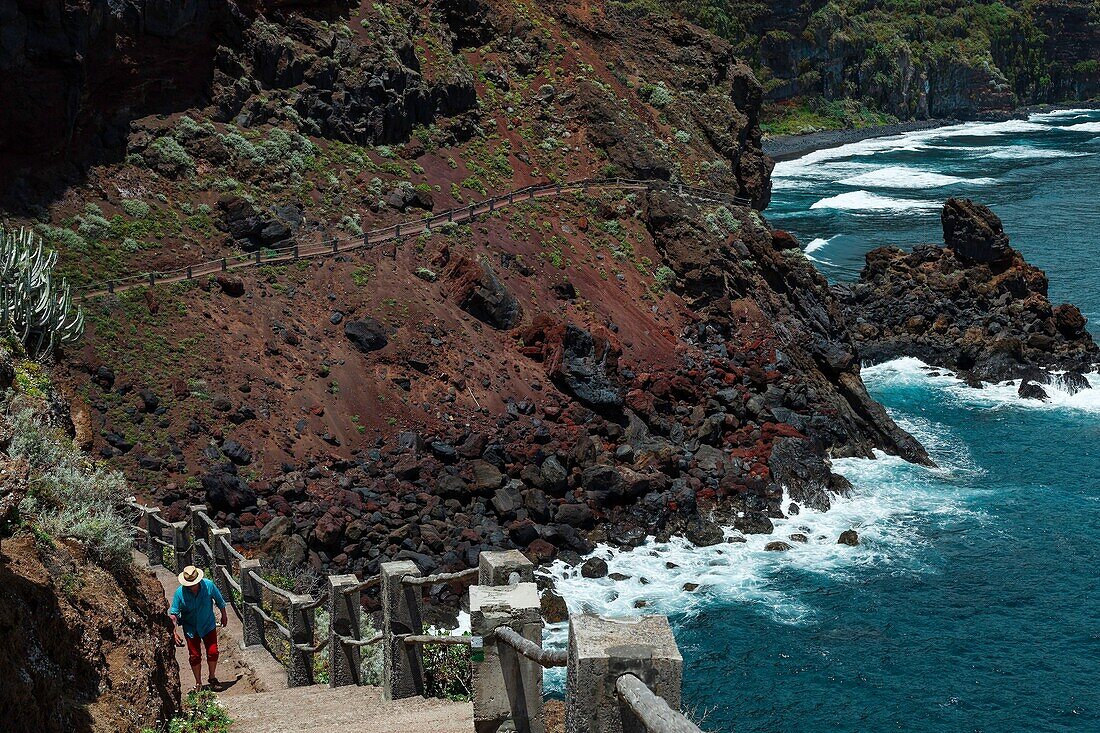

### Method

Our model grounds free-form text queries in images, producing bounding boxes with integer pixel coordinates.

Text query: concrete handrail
[76,178,753,300]
[615,673,703,733]
[493,626,567,668]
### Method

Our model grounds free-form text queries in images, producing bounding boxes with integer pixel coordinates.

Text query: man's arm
[169,589,185,646]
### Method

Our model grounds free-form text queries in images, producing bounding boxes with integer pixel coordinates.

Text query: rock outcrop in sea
[835,198,1100,393]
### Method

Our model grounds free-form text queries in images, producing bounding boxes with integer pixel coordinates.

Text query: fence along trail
[130,499,711,732]
[77,178,751,300]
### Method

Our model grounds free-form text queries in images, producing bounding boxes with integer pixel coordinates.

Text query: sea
[549,109,1100,732]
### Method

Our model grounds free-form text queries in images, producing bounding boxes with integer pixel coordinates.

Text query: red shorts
[186,629,219,667]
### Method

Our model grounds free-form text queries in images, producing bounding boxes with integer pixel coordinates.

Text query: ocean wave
[804,236,834,253]
[839,166,996,189]
[809,190,940,212]
[983,146,1092,160]
[1064,121,1100,133]
[861,357,1100,413]
[943,119,1052,136]
[1029,108,1096,121]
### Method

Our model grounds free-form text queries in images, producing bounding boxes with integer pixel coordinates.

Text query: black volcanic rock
[942,198,1012,264]
[344,319,388,353]
[836,200,1100,385]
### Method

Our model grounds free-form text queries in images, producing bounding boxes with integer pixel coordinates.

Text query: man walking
[170,565,228,691]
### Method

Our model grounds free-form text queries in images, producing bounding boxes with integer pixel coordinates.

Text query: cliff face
[0,536,179,733]
[675,0,1100,121]
[0,0,927,612]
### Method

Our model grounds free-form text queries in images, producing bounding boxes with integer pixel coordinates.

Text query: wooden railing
[79,178,751,300]
[130,502,707,731]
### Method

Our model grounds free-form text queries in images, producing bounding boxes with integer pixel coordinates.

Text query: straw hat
[178,565,204,587]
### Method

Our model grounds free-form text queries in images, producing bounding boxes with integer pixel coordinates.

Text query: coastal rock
[942,197,1013,264]
[764,541,793,552]
[580,557,609,579]
[344,319,388,353]
[837,200,1100,384]
[837,530,860,546]
[1018,380,1049,401]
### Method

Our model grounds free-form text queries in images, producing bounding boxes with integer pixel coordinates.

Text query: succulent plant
[0,226,84,356]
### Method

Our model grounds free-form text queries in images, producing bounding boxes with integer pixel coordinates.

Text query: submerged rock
[838,529,860,546]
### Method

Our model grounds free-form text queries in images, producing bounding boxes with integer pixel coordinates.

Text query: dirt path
[138,552,287,697]
[223,685,474,733]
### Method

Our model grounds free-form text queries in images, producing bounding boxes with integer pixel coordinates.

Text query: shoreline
[763,102,1100,162]
[763,119,956,162]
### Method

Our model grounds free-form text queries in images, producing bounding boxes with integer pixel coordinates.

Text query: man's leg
[186,636,203,690]
[204,629,221,686]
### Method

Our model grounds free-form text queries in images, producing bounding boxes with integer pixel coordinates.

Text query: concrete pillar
[210,528,232,603]
[564,615,683,733]
[328,574,361,687]
[479,549,535,586]
[170,520,191,572]
[240,558,265,649]
[287,594,315,688]
[145,508,164,566]
[471,583,544,733]
[189,505,208,567]
[381,560,425,701]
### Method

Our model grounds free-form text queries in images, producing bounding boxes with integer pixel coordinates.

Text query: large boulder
[942,198,1013,264]
[217,196,301,251]
[201,463,256,513]
[344,318,388,353]
[443,256,521,330]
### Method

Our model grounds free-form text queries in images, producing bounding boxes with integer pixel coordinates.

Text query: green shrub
[10,400,132,569]
[422,630,472,701]
[654,265,677,287]
[121,199,152,218]
[142,690,232,733]
[147,136,196,176]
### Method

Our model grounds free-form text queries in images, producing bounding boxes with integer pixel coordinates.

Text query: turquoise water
[552,110,1100,732]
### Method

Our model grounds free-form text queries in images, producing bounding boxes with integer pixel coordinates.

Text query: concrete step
[224,685,474,733]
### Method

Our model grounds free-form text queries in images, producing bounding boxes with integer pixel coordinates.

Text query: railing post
[328,574,361,687]
[332,238,339,253]
[239,558,265,649]
[108,281,114,293]
[221,258,227,271]
[148,273,155,287]
[145,508,164,566]
[255,250,262,264]
[210,527,233,606]
[488,199,495,212]
[565,615,683,733]
[381,560,425,701]
[287,594,315,688]
[189,504,208,565]
[471,583,544,733]
[447,209,453,222]
[478,549,535,586]
[187,266,193,279]
[293,244,299,261]
[170,520,191,572]
[395,224,401,238]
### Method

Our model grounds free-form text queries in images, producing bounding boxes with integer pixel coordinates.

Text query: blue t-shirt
[170,578,226,639]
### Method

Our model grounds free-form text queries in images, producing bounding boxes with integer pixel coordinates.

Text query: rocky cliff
[664,0,1100,123]
[835,198,1099,395]
[0,535,179,733]
[0,0,933,615]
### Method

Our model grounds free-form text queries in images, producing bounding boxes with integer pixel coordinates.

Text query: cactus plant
[0,226,84,356]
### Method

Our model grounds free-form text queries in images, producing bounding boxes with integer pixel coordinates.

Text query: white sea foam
[1064,121,1100,133]
[983,146,1091,160]
[861,357,1100,414]
[804,236,832,254]
[1029,108,1095,121]
[810,190,939,212]
[839,166,996,189]
[945,119,1052,136]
